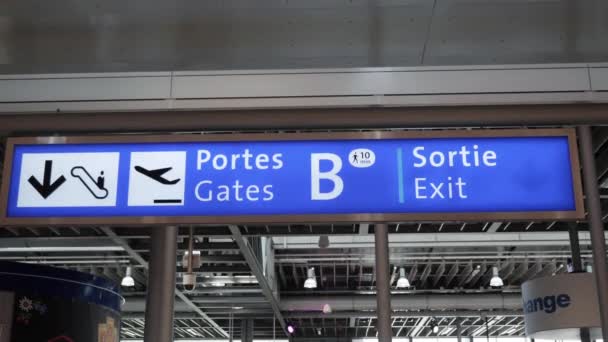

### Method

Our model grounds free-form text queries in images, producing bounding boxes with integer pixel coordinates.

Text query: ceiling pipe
[122,308,522,320]
[122,293,522,313]
[272,232,608,249]
[280,293,521,312]
[283,309,522,319]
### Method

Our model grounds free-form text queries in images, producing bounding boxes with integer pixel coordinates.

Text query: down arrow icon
[28,160,67,199]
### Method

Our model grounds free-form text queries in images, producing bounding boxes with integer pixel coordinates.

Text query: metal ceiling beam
[456,263,474,288]
[346,262,351,288]
[0,237,123,252]
[389,266,398,287]
[180,255,246,263]
[480,265,496,286]
[228,225,288,336]
[486,222,502,233]
[411,317,429,338]
[292,264,300,289]
[273,231,608,249]
[129,287,263,296]
[500,263,515,282]
[408,264,418,286]
[419,263,432,288]
[444,263,459,288]
[281,293,521,312]
[277,264,288,289]
[175,265,251,274]
[492,316,521,336]
[431,262,445,288]
[358,264,365,288]
[520,262,543,283]
[320,264,326,288]
[178,242,239,250]
[3,104,608,134]
[466,263,486,287]
[507,261,529,284]
[130,241,240,251]
[189,296,267,305]
[359,224,369,235]
[2,227,19,236]
[396,318,409,337]
[99,227,228,338]
[283,309,522,319]
[124,310,275,319]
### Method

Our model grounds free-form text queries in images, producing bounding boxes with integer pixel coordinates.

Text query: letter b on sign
[311,153,344,200]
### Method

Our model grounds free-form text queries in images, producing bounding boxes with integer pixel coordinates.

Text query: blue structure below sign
[1,130,583,223]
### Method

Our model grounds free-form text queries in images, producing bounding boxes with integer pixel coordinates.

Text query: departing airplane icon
[134,166,181,185]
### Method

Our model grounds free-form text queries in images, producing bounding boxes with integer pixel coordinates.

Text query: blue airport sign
[0,129,584,225]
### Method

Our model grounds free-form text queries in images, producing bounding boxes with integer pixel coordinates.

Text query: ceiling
[1,126,607,340]
[0,0,607,74]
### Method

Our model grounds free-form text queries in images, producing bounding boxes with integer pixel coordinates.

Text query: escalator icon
[71,166,109,200]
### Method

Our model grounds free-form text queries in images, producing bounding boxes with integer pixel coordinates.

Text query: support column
[456,320,462,342]
[374,223,392,342]
[578,125,608,341]
[229,314,234,342]
[0,292,15,342]
[568,223,591,342]
[569,223,584,272]
[144,226,178,342]
[241,319,253,342]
